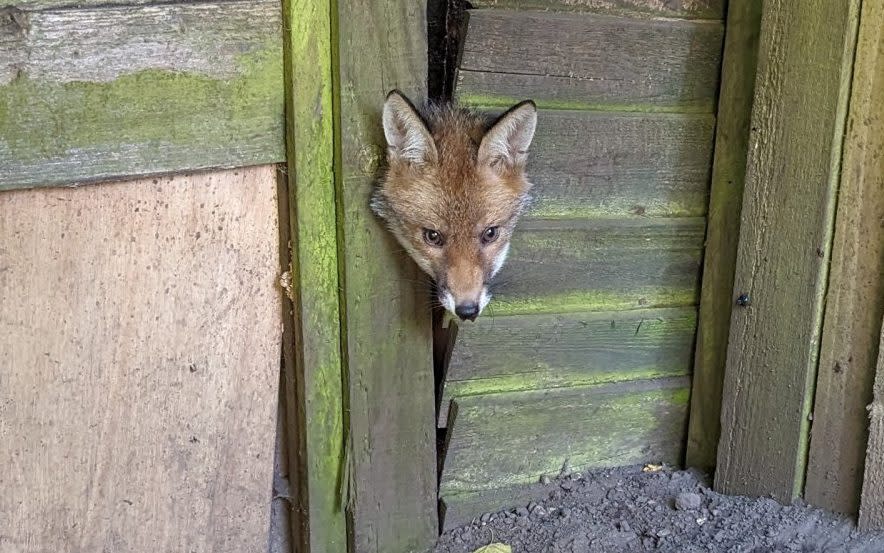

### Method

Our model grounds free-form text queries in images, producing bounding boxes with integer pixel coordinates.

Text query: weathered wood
[335,1,439,552]
[457,10,723,111]
[860,319,884,529]
[12,0,248,9]
[439,485,553,532]
[0,167,281,552]
[0,0,284,189]
[524,110,715,218]
[439,377,690,523]
[714,0,861,502]
[685,0,764,471]
[468,0,725,19]
[490,217,704,315]
[280,0,347,549]
[808,0,884,515]
[440,307,696,423]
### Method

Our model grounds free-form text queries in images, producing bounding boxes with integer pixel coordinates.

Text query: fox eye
[481,226,500,245]
[423,228,445,247]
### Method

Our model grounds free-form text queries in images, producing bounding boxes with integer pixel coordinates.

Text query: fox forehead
[382,105,530,233]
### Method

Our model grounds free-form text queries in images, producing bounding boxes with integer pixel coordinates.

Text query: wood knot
[0,6,29,37]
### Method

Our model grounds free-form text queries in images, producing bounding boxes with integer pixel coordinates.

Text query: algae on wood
[715,0,861,502]
[685,0,764,471]
[808,0,884,515]
[279,0,347,549]
[0,1,284,189]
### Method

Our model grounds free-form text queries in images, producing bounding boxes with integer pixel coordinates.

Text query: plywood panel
[457,10,723,111]
[0,0,284,190]
[0,166,282,552]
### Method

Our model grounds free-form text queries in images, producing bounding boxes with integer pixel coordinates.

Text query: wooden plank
[714,0,861,502]
[12,0,249,9]
[523,110,715,218]
[457,10,723,111]
[808,0,884,515]
[335,1,439,552]
[468,0,725,19]
[0,167,281,552]
[0,0,284,190]
[439,307,697,423]
[489,217,704,315]
[279,0,347,549]
[685,0,764,470]
[860,319,884,529]
[439,377,690,522]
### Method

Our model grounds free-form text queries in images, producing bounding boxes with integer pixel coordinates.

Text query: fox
[370,90,537,322]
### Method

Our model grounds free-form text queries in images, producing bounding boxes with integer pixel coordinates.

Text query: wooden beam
[685,0,764,471]
[811,0,884,516]
[0,168,282,552]
[0,0,284,190]
[334,2,439,552]
[457,10,723,111]
[467,0,725,19]
[280,0,348,550]
[714,0,861,502]
[860,318,884,529]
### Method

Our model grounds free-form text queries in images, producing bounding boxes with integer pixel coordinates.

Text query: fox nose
[455,302,480,321]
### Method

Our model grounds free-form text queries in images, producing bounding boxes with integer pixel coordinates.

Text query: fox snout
[371,90,537,322]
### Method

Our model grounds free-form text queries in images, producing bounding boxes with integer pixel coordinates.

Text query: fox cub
[371,90,537,322]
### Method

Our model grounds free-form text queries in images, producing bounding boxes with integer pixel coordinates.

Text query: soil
[433,465,884,553]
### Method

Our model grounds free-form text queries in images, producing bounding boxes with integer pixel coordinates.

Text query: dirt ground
[433,465,884,553]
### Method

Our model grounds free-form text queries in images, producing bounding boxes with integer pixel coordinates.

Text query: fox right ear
[383,90,437,165]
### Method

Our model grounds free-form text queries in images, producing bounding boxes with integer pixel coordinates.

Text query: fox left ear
[479,100,537,171]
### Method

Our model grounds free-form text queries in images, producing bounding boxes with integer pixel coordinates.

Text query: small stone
[560,479,574,491]
[676,492,703,511]
[657,528,671,538]
[540,474,551,485]
[619,521,631,533]
[516,507,529,517]
[480,513,492,523]
[528,502,539,511]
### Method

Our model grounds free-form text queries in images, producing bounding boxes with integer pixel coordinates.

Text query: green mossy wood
[715,0,861,502]
[280,0,347,550]
[457,10,723,112]
[468,0,724,19]
[685,0,764,471]
[0,1,284,190]
[810,0,884,516]
[335,2,439,552]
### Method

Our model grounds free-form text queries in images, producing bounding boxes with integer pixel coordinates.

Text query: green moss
[457,93,713,114]
[0,41,284,187]
[487,287,698,316]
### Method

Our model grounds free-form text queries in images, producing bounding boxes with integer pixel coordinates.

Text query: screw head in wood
[736,293,751,307]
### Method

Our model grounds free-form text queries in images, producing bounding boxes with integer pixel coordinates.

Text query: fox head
[371,90,537,322]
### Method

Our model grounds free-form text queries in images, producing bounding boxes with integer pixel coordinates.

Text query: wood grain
[685,0,764,470]
[335,1,439,551]
[860,318,884,529]
[280,0,347,549]
[440,307,696,423]
[490,217,704,315]
[0,167,282,552]
[0,0,284,189]
[439,377,690,519]
[468,0,724,18]
[807,0,884,515]
[714,0,861,502]
[457,10,723,111]
[523,110,715,218]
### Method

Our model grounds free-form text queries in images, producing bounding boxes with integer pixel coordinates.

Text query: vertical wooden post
[334,2,439,552]
[281,0,349,550]
[686,0,764,471]
[806,0,884,515]
[714,0,860,502]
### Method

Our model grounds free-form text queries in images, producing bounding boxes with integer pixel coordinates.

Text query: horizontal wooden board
[12,0,248,9]
[440,307,696,423]
[439,376,690,500]
[0,0,284,189]
[468,0,725,19]
[525,110,715,218]
[0,167,282,551]
[458,10,724,111]
[489,217,705,315]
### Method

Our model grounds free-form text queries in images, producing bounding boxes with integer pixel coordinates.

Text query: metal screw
[736,293,751,307]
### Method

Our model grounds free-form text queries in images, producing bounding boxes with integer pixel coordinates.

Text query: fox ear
[383,90,437,164]
[479,100,537,171]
